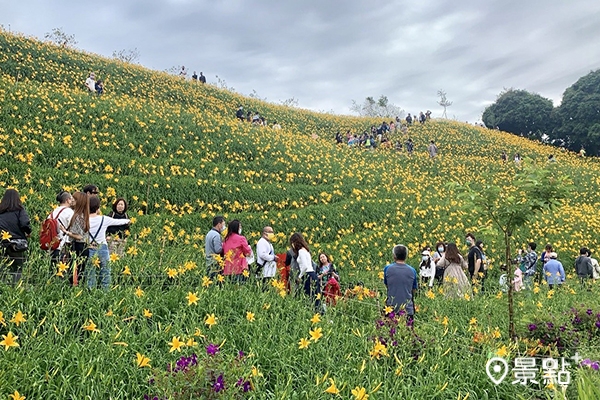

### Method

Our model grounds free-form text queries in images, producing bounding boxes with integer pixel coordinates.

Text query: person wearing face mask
[256,226,278,284]
[433,242,446,285]
[466,233,483,283]
[222,219,252,281]
[205,216,226,277]
[419,249,436,287]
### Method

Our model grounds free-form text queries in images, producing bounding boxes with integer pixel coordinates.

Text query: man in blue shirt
[383,245,418,320]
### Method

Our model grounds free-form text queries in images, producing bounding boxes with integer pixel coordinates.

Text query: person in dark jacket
[106,198,130,257]
[0,189,32,284]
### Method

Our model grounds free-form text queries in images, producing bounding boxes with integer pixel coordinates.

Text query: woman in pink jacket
[222,220,252,280]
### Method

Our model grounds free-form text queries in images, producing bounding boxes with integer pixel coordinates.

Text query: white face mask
[438,247,444,253]
[238,227,242,235]
[422,256,429,261]
[219,224,225,233]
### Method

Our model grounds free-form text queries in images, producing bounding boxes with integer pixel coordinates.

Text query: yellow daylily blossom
[205,313,217,328]
[324,378,340,394]
[136,352,151,368]
[168,336,185,353]
[8,390,25,400]
[351,386,369,400]
[10,311,27,326]
[298,337,310,349]
[186,292,199,305]
[0,332,20,350]
[309,327,323,342]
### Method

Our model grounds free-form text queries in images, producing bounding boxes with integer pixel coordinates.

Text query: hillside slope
[1,32,598,277]
[1,31,600,400]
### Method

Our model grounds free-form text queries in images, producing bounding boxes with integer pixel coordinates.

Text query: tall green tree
[482,89,554,140]
[552,69,600,156]
[453,163,571,339]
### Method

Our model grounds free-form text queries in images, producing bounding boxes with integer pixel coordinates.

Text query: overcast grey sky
[4,0,600,122]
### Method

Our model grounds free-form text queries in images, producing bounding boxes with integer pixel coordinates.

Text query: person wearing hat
[543,252,565,290]
[418,248,435,287]
[85,72,96,92]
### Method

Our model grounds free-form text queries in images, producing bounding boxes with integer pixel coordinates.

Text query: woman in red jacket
[222,220,252,282]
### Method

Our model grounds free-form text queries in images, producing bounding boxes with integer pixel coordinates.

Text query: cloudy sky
[4,0,600,122]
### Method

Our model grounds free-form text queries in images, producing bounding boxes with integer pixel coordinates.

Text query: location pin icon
[486,357,509,385]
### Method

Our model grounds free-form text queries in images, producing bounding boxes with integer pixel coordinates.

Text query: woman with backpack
[0,189,32,284]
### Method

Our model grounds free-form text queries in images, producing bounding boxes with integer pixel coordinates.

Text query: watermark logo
[486,353,582,387]
[486,357,509,385]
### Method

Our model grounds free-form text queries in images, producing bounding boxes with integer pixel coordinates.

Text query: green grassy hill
[0,31,599,399]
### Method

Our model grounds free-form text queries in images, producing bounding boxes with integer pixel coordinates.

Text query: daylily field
[0,32,599,399]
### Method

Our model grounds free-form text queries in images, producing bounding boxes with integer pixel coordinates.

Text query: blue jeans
[86,244,110,289]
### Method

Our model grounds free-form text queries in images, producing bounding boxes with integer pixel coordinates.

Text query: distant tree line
[482,69,600,156]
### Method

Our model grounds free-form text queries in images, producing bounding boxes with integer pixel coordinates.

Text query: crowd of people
[1,189,598,319]
[234,106,282,129]
[384,234,600,322]
[0,186,130,288]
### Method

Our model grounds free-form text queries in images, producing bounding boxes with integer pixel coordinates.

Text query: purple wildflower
[213,374,225,393]
[528,324,537,332]
[389,327,396,336]
[236,378,252,392]
[546,322,554,329]
[237,350,245,359]
[376,319,385,328]
[595,321,600,329]
[559,325,566,332]
[206,343,220,356]
[587,309,593,316]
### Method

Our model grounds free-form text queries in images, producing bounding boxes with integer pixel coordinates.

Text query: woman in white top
[84,196,130,289]
[289,232,321,310]
[419,249,436,287]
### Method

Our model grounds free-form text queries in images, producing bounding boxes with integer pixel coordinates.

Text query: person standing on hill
[60,192,90,285]
[191,71,198,81]
[466,233,482,283]
[199,72,206,83]
[575,247,593,289]
[85,196,131,290]
[437,242,471,299]
[222,220,252,282]
[0,189,32,284]
[543,252,565,289]
[85,72,96,92]
[406,113,413,125]
[49,190,74,264]
[256,226,278,284]
[406,138,414,156]
[428,140,438,158]
[384,244,417,322]
[516,242,537,288]
[205,216,225,277]
[290,232,321,311]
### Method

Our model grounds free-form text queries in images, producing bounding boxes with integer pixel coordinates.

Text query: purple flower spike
[206,343,220,356]
[213,374,225,392]
[595,321,600,329]
[528,324,537,331]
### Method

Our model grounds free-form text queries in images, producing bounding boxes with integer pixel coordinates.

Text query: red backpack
[40,207,67,251]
